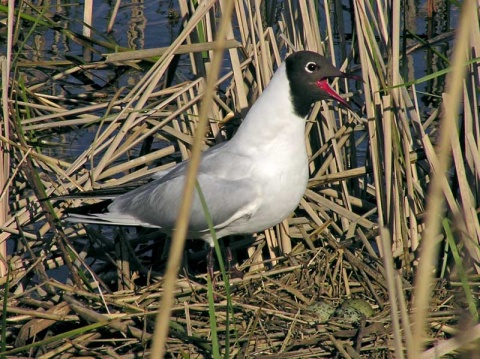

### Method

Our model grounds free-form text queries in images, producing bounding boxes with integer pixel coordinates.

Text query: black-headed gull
[68,51,358,250]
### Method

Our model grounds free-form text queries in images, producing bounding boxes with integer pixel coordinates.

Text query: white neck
[228,63,306,153]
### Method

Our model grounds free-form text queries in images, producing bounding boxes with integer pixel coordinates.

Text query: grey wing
[152,141,228,182]
[67,142,260,230]
[108,171,261,234]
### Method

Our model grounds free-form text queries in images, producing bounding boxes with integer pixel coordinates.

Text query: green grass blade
[195,180,237,358]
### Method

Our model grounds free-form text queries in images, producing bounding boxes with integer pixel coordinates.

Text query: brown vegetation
[1,0,479,357]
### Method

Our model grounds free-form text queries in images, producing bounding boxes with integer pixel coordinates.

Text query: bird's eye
[305,62,318,73]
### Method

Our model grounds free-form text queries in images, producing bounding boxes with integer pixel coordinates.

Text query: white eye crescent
[305,62,318,73]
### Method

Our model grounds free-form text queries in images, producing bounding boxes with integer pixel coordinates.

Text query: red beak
[316,74,362,109]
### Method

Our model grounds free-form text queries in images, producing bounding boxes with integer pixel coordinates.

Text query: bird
[67,51,358,261]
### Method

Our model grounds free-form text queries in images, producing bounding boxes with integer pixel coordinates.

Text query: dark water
[6,0,458,159]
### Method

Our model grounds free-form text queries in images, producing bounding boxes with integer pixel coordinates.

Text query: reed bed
[1,0,479,358]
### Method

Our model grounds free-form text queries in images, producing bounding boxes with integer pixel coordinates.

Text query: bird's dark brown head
[285,51,360,117]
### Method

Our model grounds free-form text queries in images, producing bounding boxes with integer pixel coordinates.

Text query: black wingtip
[65,200,113,216]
